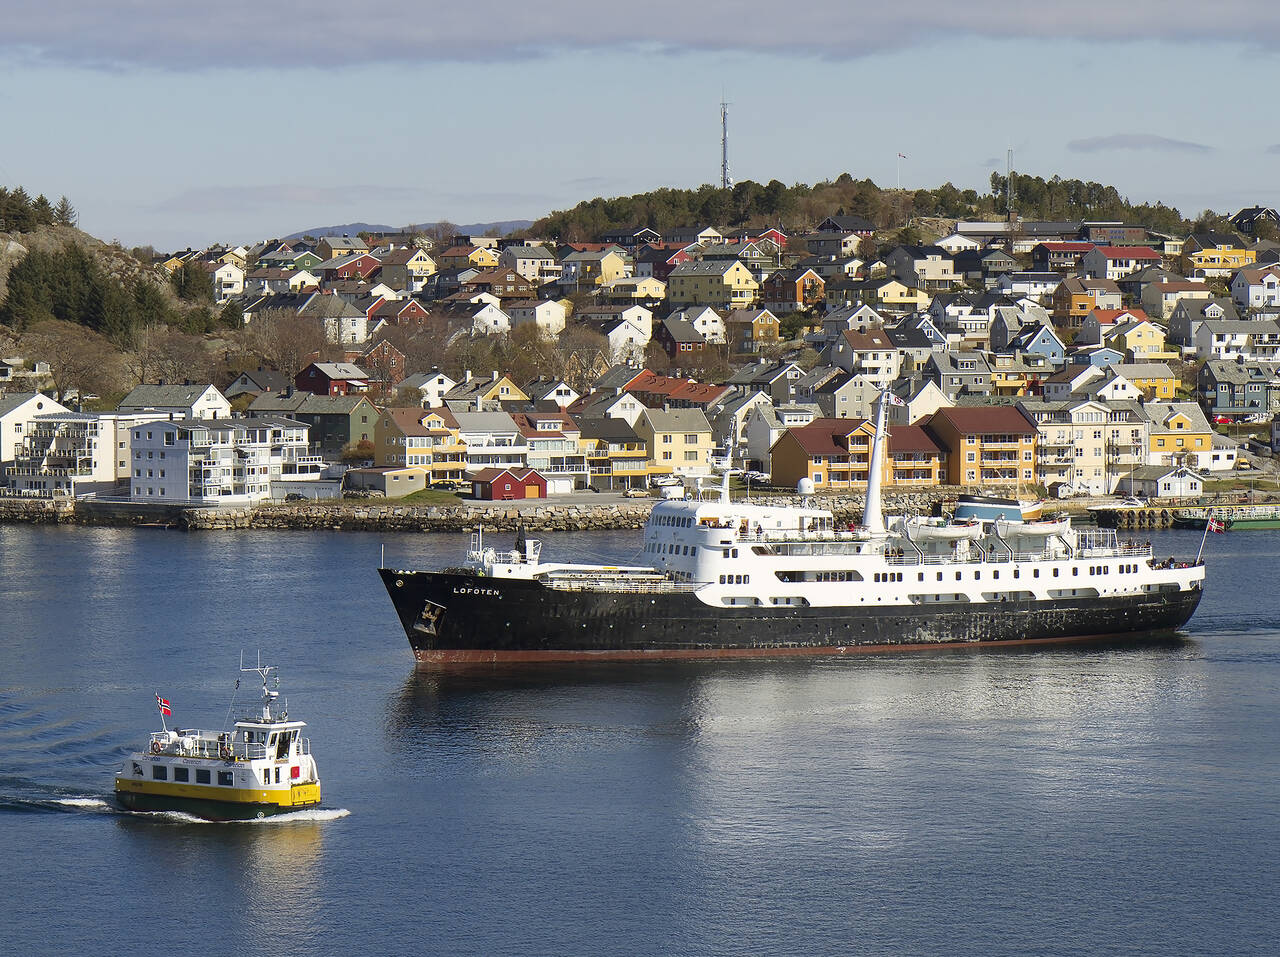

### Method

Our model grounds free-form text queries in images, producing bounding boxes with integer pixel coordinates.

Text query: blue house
[1006,322,1066,369]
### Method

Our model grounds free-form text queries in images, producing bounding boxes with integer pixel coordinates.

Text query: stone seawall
[0,488,1051,533]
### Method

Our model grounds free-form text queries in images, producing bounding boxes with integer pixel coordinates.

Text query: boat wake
[134,807,352,826]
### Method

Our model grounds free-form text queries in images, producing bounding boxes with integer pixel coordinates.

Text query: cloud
[1067,133,1212,154]
[5,2,1280,71]
[151,184,422,214]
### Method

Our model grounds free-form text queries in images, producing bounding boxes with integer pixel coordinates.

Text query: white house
[0,392,71,469]
[668,306,725,344]
[129,417,319,504]
[209,262,244,303]
[1231,266,1280,312]
[7,411,152,496]
[996,271,1061,302]
[1079,246,1162,281]
[117,383,232,421]
[1194,319,1280,362]
[507,299,567,339]
[396,370,457,408]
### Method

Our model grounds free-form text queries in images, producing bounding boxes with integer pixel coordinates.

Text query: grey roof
[639,407,712,432]
[0,392,61,417]
[451,411,521,433]
[247,393,371,415]
[576,417,641,442]
[118,383,223,410]
[660,317,704,343]
[594,365,646,390]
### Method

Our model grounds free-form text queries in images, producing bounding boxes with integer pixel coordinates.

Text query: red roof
[1040,242,1095,252]
[1091,308,1149,325]
[887,424,944,454]
[785,418,870,455]
[927,406,1036,435]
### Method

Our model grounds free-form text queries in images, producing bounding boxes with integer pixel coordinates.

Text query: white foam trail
[137,807,351,825]
[53,798,110,809]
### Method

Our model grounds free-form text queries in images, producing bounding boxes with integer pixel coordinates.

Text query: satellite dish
[797,478,815,495]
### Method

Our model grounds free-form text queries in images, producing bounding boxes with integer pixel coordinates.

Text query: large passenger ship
[379,395,1205,664]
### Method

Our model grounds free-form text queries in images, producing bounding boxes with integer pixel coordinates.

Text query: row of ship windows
[784,564,1145,584]
[153,765,231,786]
[656,515,693,527]
[152,764,287,786]
[645,542,699,556]
[718,574,752,584]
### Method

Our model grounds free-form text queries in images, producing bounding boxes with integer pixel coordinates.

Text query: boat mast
[862,391,890,535]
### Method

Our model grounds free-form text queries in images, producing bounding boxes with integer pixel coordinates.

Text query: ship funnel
[862,390,890,535]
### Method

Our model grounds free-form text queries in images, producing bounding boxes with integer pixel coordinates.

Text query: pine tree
[53,195,78,227]
[32,194,55,226]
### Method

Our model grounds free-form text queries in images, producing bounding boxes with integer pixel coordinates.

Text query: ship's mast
[862,391,890,535]
[720,99,731,190]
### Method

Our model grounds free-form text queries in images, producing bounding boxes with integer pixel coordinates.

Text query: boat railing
[543,574,702,594]
[148,731,309,761]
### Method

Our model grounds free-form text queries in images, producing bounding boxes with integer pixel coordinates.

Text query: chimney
[492,370,499,381]
[464,370,473,383]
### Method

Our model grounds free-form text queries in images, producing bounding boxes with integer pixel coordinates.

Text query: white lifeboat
[896,516,985,542]
[995,516,1071,538]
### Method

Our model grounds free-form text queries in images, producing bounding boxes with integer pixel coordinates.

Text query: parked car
[622,488,649,498]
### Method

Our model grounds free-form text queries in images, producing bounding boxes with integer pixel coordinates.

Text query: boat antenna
[240,650,279,722]
[862,390,891,535]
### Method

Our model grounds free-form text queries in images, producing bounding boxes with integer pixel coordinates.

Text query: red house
[295,361,370,396]
[471,467,547,500]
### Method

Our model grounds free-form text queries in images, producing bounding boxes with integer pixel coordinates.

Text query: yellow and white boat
[114,658,321,820]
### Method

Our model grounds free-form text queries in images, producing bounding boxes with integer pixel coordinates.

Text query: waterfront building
[128,417,319,504]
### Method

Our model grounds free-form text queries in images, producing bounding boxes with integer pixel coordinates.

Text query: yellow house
[925,406,1037,487]
[825,277,928,311]
[438,245,501,271]
[444,372,529,407]
[1116,362,1178,400]
[634,407,713,478]
[770,418,877,490]
[667,260,760,309]
[602,276,667,303]
[374,407,467,482]
[1146,402,1212,467]
[1185,233,1256,279]
[562,249,629,288]
[1102,319,1178,361]
[577,418,650,490]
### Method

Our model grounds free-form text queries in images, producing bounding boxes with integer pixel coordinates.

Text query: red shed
[471,467,547,500]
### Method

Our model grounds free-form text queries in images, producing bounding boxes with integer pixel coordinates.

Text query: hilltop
[284,219,534,241]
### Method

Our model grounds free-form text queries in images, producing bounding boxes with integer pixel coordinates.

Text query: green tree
[53,195,78,227]
[170,260,213,303]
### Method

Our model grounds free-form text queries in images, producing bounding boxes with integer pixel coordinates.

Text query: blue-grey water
[0,523,1274,956]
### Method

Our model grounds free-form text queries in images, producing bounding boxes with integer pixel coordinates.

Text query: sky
[2,1,1277,251]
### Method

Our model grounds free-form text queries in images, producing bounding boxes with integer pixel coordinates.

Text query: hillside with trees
[529,171,1193,241]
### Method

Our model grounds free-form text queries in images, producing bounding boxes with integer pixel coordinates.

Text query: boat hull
[379,568,1204,665]
[113,789,319,821]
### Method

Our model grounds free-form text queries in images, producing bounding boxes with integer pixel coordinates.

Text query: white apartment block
[129,417,320,505]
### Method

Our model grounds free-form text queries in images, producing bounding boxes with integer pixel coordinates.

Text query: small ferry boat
[114,659,321,820]
[1172,503,1280,530]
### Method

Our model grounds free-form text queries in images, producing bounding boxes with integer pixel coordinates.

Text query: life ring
[151,740,162,754]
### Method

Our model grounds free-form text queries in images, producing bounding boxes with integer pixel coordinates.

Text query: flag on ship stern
[155,694,171,716]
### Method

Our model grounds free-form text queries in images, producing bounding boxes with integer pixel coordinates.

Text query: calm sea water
[0,523,1275,956]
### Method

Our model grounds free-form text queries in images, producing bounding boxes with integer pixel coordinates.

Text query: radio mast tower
[720,99,732,189]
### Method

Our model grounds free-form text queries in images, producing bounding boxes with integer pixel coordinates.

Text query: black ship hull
[378,568,1204,665]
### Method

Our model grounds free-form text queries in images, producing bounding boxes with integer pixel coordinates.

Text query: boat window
[276,731,293,760]
[152,765,167,781]
[174,767,189,783]
[218,771,233,787]
[196,769,211,785]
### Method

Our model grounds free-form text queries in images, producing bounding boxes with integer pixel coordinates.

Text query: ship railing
[543,574,701,594]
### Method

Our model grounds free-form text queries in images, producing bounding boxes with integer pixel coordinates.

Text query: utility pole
[1006,148,1015,219]
[720,99,732,190]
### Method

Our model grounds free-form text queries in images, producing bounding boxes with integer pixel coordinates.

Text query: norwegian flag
[155,693,171,716]
[1207,518,1227,534]
[897,152,908,159]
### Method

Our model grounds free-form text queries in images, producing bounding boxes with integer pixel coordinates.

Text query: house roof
[888,424,944,454]
[118,383,221,409]
[927,405,1035,434]
[784,418,868,455]
[639,407,712,432]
